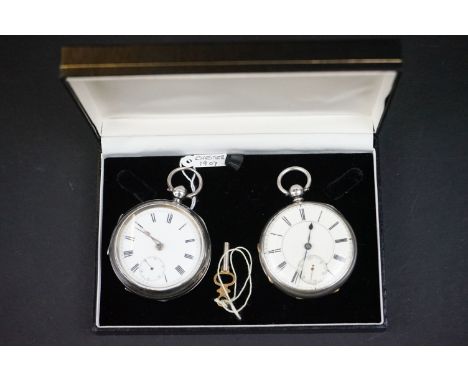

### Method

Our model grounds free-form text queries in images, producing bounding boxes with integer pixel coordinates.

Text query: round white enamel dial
[109,200,210,300]
[259,202,356,298]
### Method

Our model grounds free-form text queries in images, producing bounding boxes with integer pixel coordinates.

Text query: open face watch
[108,167,211,301]
[258,166,357,299]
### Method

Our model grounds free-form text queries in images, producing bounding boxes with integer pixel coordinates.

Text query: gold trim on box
[60,58,402,70]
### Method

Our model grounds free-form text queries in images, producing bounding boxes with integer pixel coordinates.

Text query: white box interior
[67,71,397,156]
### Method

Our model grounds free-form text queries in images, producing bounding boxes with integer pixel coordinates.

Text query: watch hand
[299,223,314,278]
[306,222,313,243]
[144,258,154,270]
[299,250,308,280]
[135,224,164,250]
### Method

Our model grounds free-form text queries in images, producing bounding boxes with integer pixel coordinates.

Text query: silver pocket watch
[258,166,357,299]
[108,167,211,301]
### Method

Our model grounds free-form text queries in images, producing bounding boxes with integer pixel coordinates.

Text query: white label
[180,154,227,168]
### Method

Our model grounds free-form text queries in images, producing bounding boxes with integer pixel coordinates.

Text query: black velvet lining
[98,153,382,328]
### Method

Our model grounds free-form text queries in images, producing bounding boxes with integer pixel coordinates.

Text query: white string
[214,246,253,320]
[179,157,197,209]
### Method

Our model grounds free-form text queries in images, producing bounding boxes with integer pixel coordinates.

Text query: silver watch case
[258,201,357,299]
[108,199,211,301]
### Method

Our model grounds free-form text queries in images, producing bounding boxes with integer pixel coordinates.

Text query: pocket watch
[258,166,357,299]
[108,167,211,301]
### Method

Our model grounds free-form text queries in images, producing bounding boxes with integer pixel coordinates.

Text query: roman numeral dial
[259,201,357,297]
[112,202,207,297]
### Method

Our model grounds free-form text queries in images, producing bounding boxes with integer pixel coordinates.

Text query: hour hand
[135,223,163,250]
[306,222,313,243]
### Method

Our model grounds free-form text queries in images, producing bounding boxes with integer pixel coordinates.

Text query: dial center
[282,220,335,266]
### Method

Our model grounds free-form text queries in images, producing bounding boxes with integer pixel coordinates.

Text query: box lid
[61,40,401,155]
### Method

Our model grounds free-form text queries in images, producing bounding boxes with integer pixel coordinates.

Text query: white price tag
[180,153,227,168]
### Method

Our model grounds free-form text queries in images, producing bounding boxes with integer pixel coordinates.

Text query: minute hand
[136,225,163,250]
[299,223,314,278]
